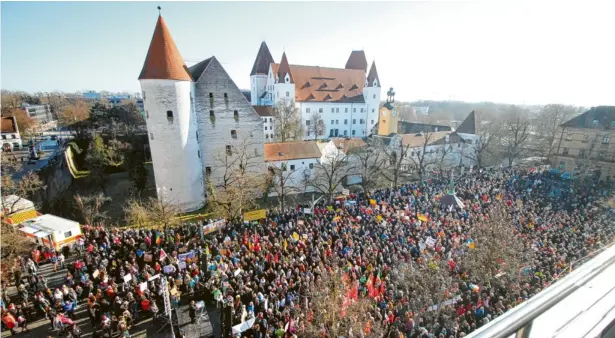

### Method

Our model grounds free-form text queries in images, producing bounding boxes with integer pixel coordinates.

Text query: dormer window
[285,74,290,83]
[365,80,368,87]
[373,80,378,87]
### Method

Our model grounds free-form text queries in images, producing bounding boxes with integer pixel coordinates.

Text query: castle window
[306,108,310,114]
[309,163,314,169]
[336,120,339,124]
[352,130,356,136]
[353,119,356,124]
[372,109,375,113]
[226,145,232,156]
[371,120,374,124]
[373,94,376,99]
[331,120,334,125]
[306,120,311,126]
[331,108,335,113]
[167,110,173,124]
[360,119,365,124]
[360,108,364,113]
[234,110,239,121]
[319,108,323,113]
[231,130,237,139]
[146,110,149,119]
[266,134,269,139]
[562,147,569,155]
[198,150,201,158]
[290,164,295,171]
[344,130,347,136]
[150,132,154,140]
[286,92,289,97]
[224,93,228,99]
[209,93,213,98]
[345,108,348,113]
[196,131,198,141]
[210,110,215,118]
[353,108,356,113]
[344,119,348,124]
[205,167,211,175]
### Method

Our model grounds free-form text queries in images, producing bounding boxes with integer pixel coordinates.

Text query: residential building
[264,141,321,194]
[553,106,615,180]
[1,115,23,150]
[320,137,367,185]
[252,106,275,142]
[138,14,264,211]
[250,42,382,140]
[22,103,56,130]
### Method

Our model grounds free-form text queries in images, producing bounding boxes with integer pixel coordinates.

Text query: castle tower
[378,88,398,136]
[273,52,295,104]
[250,41,275,105]
[138,14,204,211]
[364,61,381,134]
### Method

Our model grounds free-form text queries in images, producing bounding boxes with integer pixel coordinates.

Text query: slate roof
[345,50,368,72]
[250,41,275,76]
[188,57,213,82]
[138,15,192,81]
[456,110,480,135]
[366,61,381,87]
[400,131,455,148]
[397,121,452,134]
[561,106,615,129]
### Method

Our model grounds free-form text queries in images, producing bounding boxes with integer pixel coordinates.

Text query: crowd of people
[1,167,613,338]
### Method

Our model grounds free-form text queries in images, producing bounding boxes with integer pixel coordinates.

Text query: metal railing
[467,242,615,338]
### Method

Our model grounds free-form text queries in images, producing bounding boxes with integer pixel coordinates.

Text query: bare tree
[1,161,45,215]
[305,149,350,198]
[269,163,301,211]
[381,138,412,188]
[74,193,111,226]
[297,266,385,338]
[123,198,150,228]
[463,125,498,169]
[534,104,580,162]
[348,138,387,197]
[146,194,182,230]
[407,130,448,180]
[273,98,302,142]
[499,106,531,166]
[59,99,90,127]
[306,112,325,140]
[460,203,531,284]
[207,138,266,223]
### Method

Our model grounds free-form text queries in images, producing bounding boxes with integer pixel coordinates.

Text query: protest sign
[243,209,266,221]
[123,274,132,283]
[203,219,225,235]
[425,237,436,247]
[144,253,153,262]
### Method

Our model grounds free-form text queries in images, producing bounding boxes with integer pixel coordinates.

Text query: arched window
[167,110,173,124]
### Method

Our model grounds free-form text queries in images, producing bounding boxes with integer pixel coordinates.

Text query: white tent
[439,194,465,209]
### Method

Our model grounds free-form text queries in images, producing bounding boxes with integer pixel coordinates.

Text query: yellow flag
[283,239,288,250]
[370,199,377,205]
[469,242,476,249]
[292,232,300,241]
[333,216,341,222]
[376,215,383,222]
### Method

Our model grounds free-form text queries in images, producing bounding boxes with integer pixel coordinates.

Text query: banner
[243,209,266,222]
[203,219,225,235]
[178,250,196,262]
[144,253,153,262]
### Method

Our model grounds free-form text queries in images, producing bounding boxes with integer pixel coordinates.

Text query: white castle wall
[140,79,205,211]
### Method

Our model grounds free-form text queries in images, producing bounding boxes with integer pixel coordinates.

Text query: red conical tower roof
[138,15,192,81]
[277,52,293,83]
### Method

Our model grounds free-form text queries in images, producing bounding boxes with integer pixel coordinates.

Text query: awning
[34,230,51,238]
[19,225,41,234]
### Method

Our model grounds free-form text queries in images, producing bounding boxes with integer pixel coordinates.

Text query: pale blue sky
[2,1,614,106]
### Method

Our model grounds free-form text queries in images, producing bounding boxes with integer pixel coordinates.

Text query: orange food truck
[18,214,82,250]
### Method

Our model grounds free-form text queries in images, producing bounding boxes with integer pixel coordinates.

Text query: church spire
[277,52,293,84]
[138,14,192,81]
[250,41,275,76]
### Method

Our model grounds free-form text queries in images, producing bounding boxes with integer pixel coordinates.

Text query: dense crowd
[1,167,613,338]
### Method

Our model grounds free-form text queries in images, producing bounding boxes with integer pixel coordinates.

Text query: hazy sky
[2,1,614,106]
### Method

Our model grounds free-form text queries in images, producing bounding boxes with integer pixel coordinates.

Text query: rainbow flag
[155,233,162,246]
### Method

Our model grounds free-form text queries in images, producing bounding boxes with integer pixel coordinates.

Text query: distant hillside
[395,100,548,122]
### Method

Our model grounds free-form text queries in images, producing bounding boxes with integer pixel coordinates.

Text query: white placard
[123,274,132,283]
[425,237,436,247]
[304,208,312,214]
[140,282,148,292]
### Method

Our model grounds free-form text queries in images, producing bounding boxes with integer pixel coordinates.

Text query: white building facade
[250,44,382,141]
[1,116,23,150]
[264,141,321,195]
[138,15,264,211]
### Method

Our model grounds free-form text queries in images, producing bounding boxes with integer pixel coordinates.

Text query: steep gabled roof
[456,110,480,135]
[345,50,368,72]
[188,57,213,82]
[250,41,275,76]
[138,15,192,81]
[366,61,381,87]
[277,52,294,83]
[252,105,273,117]
[561,106,615,129]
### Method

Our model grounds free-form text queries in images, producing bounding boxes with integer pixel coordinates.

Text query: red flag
[159,249,167,261]
[274,252,279,263]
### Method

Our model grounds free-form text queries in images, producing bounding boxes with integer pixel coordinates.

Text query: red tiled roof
[138,15,192,81]
[1,116,17,133]
[250,42,275,76]
[345,50,368,72]
[271,63,366,103]
[264,141,322,161]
